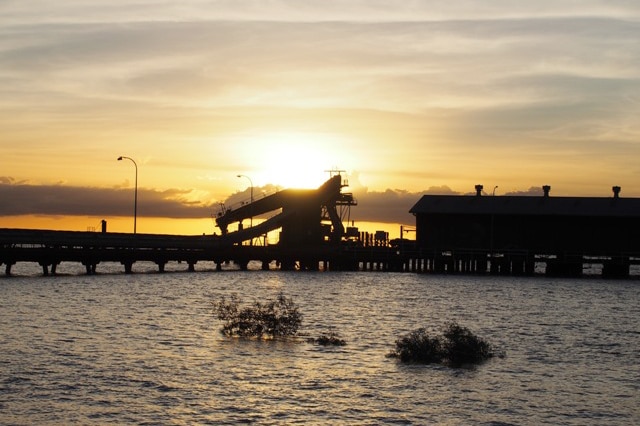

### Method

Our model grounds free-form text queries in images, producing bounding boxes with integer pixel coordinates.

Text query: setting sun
[242,131,351,189]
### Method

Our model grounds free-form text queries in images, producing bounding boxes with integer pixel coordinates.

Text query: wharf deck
[0,228,404,275]
[2,228,638,278]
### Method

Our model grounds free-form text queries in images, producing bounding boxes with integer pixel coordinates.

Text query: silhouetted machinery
[215,173,357,246]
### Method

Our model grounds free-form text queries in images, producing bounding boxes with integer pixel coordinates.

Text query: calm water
[1,262,639,425]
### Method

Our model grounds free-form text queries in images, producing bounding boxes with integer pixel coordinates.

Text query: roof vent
[475,184,483,196]
[612,186,621,198]
[542,185,551,197]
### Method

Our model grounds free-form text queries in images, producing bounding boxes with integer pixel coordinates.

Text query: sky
[1,1,639,235]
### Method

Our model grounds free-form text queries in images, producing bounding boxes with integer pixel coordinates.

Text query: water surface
[1,263,638,424]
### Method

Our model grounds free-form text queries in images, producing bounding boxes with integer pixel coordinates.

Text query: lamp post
[118,156,138,234]
[237,174,253,229]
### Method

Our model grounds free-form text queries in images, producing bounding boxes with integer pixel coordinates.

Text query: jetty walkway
[3,228,640,278]
[0,228,412,275]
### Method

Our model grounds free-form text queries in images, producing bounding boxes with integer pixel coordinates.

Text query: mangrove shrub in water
[388,322,496,367]
[213,292,302,338]
[307,330,347,346]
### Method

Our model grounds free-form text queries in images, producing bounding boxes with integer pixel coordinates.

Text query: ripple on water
[0,271,638,424]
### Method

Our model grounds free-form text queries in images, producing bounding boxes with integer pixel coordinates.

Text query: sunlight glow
[247,132,349,189]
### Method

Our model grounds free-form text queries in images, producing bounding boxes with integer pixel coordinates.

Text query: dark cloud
[350,185,459,224]
[0,183,214,218]
[227,181,453,225]
[503,187,545,196]
[0,179,624,227]
[0,181,450,226]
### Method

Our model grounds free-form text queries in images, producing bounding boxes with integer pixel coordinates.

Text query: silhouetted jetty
[2,178,640,278]
[0,174,402,275]
[0,228,405,275]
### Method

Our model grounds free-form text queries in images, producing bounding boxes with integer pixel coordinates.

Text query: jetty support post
[237,259,249,270]
[39,261,50,276]
[4,262,14,276]
[121,261,134,274]
[83,262,98,275]
[602,256,630,279]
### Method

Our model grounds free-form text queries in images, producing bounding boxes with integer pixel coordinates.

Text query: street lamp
[237,174,253,228]
[118,156,138,234]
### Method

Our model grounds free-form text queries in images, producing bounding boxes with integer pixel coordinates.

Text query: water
[1,262,639,425]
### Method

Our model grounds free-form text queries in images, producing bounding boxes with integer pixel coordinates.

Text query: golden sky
[1,1,640,234]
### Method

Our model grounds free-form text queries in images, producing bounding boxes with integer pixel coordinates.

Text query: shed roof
[409,195,640,217]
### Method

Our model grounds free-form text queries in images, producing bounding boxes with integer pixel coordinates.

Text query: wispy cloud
[3,1,639,24]
[1,0,639,213]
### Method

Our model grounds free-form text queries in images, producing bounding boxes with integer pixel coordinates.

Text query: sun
[251,132,346,189]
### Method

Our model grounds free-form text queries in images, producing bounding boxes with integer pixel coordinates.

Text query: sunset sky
[1,1,639,235]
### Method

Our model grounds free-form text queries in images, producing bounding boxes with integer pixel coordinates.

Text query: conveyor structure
[215,174,357,246]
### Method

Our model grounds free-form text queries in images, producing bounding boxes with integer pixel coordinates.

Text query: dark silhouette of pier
[0,228,409,275]
[2,178,640,278]
[0,174,405,275]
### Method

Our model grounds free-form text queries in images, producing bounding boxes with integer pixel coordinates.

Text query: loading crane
[215,173,357,247]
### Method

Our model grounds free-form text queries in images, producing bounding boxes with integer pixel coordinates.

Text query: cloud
[0,176,626,228]
[2,1,639,25]
[349,185,459,224]
[503,186,544,196]
[0,179,442,226]
[223,178,459,225]
[1,1,639,200]
[3,15,638,112]
[0,183,215,218]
